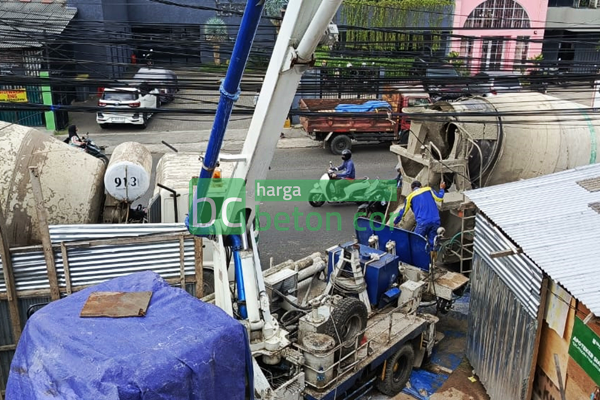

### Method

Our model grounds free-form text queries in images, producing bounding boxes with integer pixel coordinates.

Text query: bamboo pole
[28,167,60,301]
[194,237,204,299]
[0,208,22,343]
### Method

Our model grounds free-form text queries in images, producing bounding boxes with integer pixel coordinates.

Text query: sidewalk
[53,126,320,155]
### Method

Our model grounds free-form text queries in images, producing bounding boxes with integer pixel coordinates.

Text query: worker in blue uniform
[394,180,446,249]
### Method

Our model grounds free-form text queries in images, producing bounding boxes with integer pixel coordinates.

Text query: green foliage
[447,50,467,75]
[340,0,454,52]
[264,0,288,26]
[204,17,227,41]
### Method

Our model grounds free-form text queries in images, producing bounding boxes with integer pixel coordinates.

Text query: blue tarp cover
[334,100,391,112]
[6,271,252,400]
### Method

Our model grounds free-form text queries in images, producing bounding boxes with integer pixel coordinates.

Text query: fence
[0,223,206,397]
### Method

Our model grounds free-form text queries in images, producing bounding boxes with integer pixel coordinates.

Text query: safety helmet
[411,180,422,190]
[341,149,352,161]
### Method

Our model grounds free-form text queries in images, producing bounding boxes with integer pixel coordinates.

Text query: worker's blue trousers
[415,222,440,250]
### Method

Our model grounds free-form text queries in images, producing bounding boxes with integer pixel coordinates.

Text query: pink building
[451,0,548,73]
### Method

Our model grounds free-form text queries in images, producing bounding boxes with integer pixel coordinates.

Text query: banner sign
[0,89,27,102]
[569,316,600,385]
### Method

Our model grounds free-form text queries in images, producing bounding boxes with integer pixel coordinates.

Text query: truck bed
[298,98,397,136]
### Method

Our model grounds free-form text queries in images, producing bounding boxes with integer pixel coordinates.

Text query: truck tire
[376,344,415,396]
[323,297,368,346]
[329,135,351,155]
[202,269,215,297]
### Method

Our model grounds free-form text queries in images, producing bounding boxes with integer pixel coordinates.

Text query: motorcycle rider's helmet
[341,149,352,161]
[411,180,422,190]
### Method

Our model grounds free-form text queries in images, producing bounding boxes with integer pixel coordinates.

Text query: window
[460,37,475,69]
[408,98,431,106]
[464,0,531,29]
[102,91,137,101]
[513,36,530,70]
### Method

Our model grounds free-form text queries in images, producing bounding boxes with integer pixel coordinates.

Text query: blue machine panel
[327,242,400,307]
[354,217,430,271]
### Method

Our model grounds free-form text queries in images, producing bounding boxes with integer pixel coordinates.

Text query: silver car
[133,67,179,104]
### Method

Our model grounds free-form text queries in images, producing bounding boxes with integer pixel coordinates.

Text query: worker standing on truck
[393,180,446,249]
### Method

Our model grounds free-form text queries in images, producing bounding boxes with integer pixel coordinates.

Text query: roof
[0,2,77,49]
[465,163,600,316]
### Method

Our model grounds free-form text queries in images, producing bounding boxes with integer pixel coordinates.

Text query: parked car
[96,86,159,129]
[467,71,523,96]
[133,67,179,104]
[409,57,466,101]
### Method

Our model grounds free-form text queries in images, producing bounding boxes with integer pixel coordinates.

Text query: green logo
[188,178,246,235]
[255,179,397,202]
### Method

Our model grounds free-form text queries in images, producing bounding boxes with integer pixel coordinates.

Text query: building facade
[452,0,548,73]
[543,0,600,73]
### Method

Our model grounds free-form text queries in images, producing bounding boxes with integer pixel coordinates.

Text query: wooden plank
[80,291,152,318]
[194,237,204,299]
[527,277,549,400]
[28,167,60,301]
[566,355,597,397]
[538,320,570,389]
[63,231,191,248]
[0,208,22,342]
[0,344,17,352]
[554,354,567,400]
[179,236,185,289]
[60,242,73,295]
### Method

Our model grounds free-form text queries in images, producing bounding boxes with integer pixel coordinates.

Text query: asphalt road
[258,145,397,267]
[133,145,397,267]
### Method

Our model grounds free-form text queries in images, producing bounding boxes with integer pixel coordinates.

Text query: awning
[0,2,77,49]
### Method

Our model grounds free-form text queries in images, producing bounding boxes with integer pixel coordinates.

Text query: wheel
[329,134,351,155]
[308,193,325,207]
[202,269,215,297]
[140,113,148,129]
[323,297,368,346]
[98,124,108,129]
[97,154,109,165]
[376,344,415,396]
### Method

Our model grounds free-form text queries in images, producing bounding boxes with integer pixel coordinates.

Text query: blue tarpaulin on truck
[334,100,391,112]
[6,271,253,400]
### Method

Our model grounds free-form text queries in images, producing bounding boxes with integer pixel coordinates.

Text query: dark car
[467,72,523,96]
[410,57,466,100]
[133,67,179,104]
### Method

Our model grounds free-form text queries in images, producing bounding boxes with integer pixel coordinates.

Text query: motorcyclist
[331,149,355,180]
[64,125,84,147]
[330,149,355,199]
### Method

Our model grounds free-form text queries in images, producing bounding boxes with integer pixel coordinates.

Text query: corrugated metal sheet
[473,214,543,318]
[0,296,51,393]
[467,254,538,400]
[0,224,203,293]
[465,163,600,315]
[0,2,77,49]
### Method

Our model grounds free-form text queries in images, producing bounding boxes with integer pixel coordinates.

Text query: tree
[204,17,228,65]
[264,0,288,28]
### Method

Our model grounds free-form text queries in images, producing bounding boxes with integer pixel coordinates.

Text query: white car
[96,86,159,129]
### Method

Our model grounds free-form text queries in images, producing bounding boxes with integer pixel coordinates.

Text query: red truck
[298,87,431,154]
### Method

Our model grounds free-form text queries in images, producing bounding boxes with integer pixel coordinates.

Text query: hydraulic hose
[231,235,248,319]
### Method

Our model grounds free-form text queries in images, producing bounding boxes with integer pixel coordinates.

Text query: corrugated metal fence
[467,213,544,400]
[0,223,206,395]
